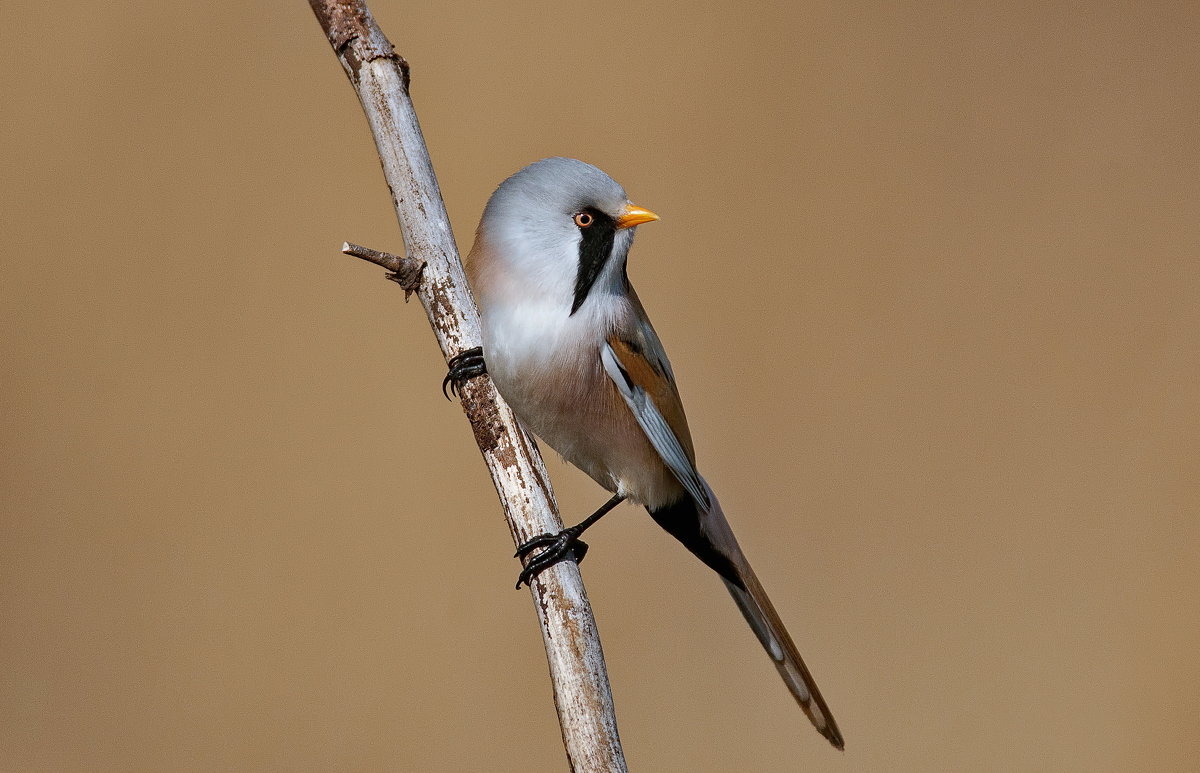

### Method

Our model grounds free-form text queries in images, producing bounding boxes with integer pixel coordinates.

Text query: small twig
[309,2,627,770]
[342,242,424,299]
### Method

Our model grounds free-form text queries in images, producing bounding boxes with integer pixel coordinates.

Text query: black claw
[511,494,624,589]
[514,534,555,559]
[443,347,486,400]
[514,529,589,589]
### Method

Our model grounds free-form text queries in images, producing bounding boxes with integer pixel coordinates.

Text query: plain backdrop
[2,1,1197,771]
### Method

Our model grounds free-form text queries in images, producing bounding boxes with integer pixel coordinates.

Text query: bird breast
[473,283,684,509]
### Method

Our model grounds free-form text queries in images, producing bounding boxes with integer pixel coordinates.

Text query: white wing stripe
[601,342,712,511]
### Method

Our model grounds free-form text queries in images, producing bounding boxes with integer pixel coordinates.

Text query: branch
[308,2,627,770]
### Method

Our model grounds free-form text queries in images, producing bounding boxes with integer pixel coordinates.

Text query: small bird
[445,157,843,749]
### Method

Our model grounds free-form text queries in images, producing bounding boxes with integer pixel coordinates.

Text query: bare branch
[309,2,627,770]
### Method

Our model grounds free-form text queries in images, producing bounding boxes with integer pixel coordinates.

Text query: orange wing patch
[605,335,697,466]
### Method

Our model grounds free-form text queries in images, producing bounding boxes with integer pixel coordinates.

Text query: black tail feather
[647,493,844,749]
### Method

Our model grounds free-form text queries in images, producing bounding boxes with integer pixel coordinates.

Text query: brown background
[2,1,1197,771]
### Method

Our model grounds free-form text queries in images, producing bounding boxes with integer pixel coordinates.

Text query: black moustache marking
[571,207,617,315]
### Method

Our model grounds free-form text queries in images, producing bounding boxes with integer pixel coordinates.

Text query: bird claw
[442,346,486,400]
[514,529,589,589]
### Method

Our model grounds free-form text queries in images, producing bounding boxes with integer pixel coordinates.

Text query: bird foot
[514,528,589,589]
[442,347,486,399]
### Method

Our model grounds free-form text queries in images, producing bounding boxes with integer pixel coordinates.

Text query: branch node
[342,241,425,298]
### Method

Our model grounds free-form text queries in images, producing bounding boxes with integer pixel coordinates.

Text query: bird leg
[442,346,487,399]
[514,494,626,589]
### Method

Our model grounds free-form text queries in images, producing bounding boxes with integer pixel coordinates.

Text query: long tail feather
[723,570,844,749]
[650,487,844,749]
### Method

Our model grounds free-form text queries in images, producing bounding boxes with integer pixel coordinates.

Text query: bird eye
[573,212,594,228]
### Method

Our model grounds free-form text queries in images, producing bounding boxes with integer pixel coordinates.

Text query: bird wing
[601,334,712,512]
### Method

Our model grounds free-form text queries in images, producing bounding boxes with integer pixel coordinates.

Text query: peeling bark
[309,2,627,770]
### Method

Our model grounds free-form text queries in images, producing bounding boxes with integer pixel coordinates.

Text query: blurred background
[2,1,1197,770]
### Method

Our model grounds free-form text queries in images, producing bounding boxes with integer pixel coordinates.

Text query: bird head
[473,157,659,315]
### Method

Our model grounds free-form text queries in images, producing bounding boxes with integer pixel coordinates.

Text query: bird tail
[649,485,844,750]
[722,564,845,749]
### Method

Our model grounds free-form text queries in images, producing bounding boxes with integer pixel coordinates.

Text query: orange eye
[573,212,594,228]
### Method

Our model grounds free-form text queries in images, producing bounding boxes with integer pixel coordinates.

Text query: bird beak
[615,203,660,229]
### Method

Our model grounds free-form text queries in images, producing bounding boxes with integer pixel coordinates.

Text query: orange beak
[614,203,660,229]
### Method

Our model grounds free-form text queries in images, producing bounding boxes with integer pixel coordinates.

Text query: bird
[444,156,843,749]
